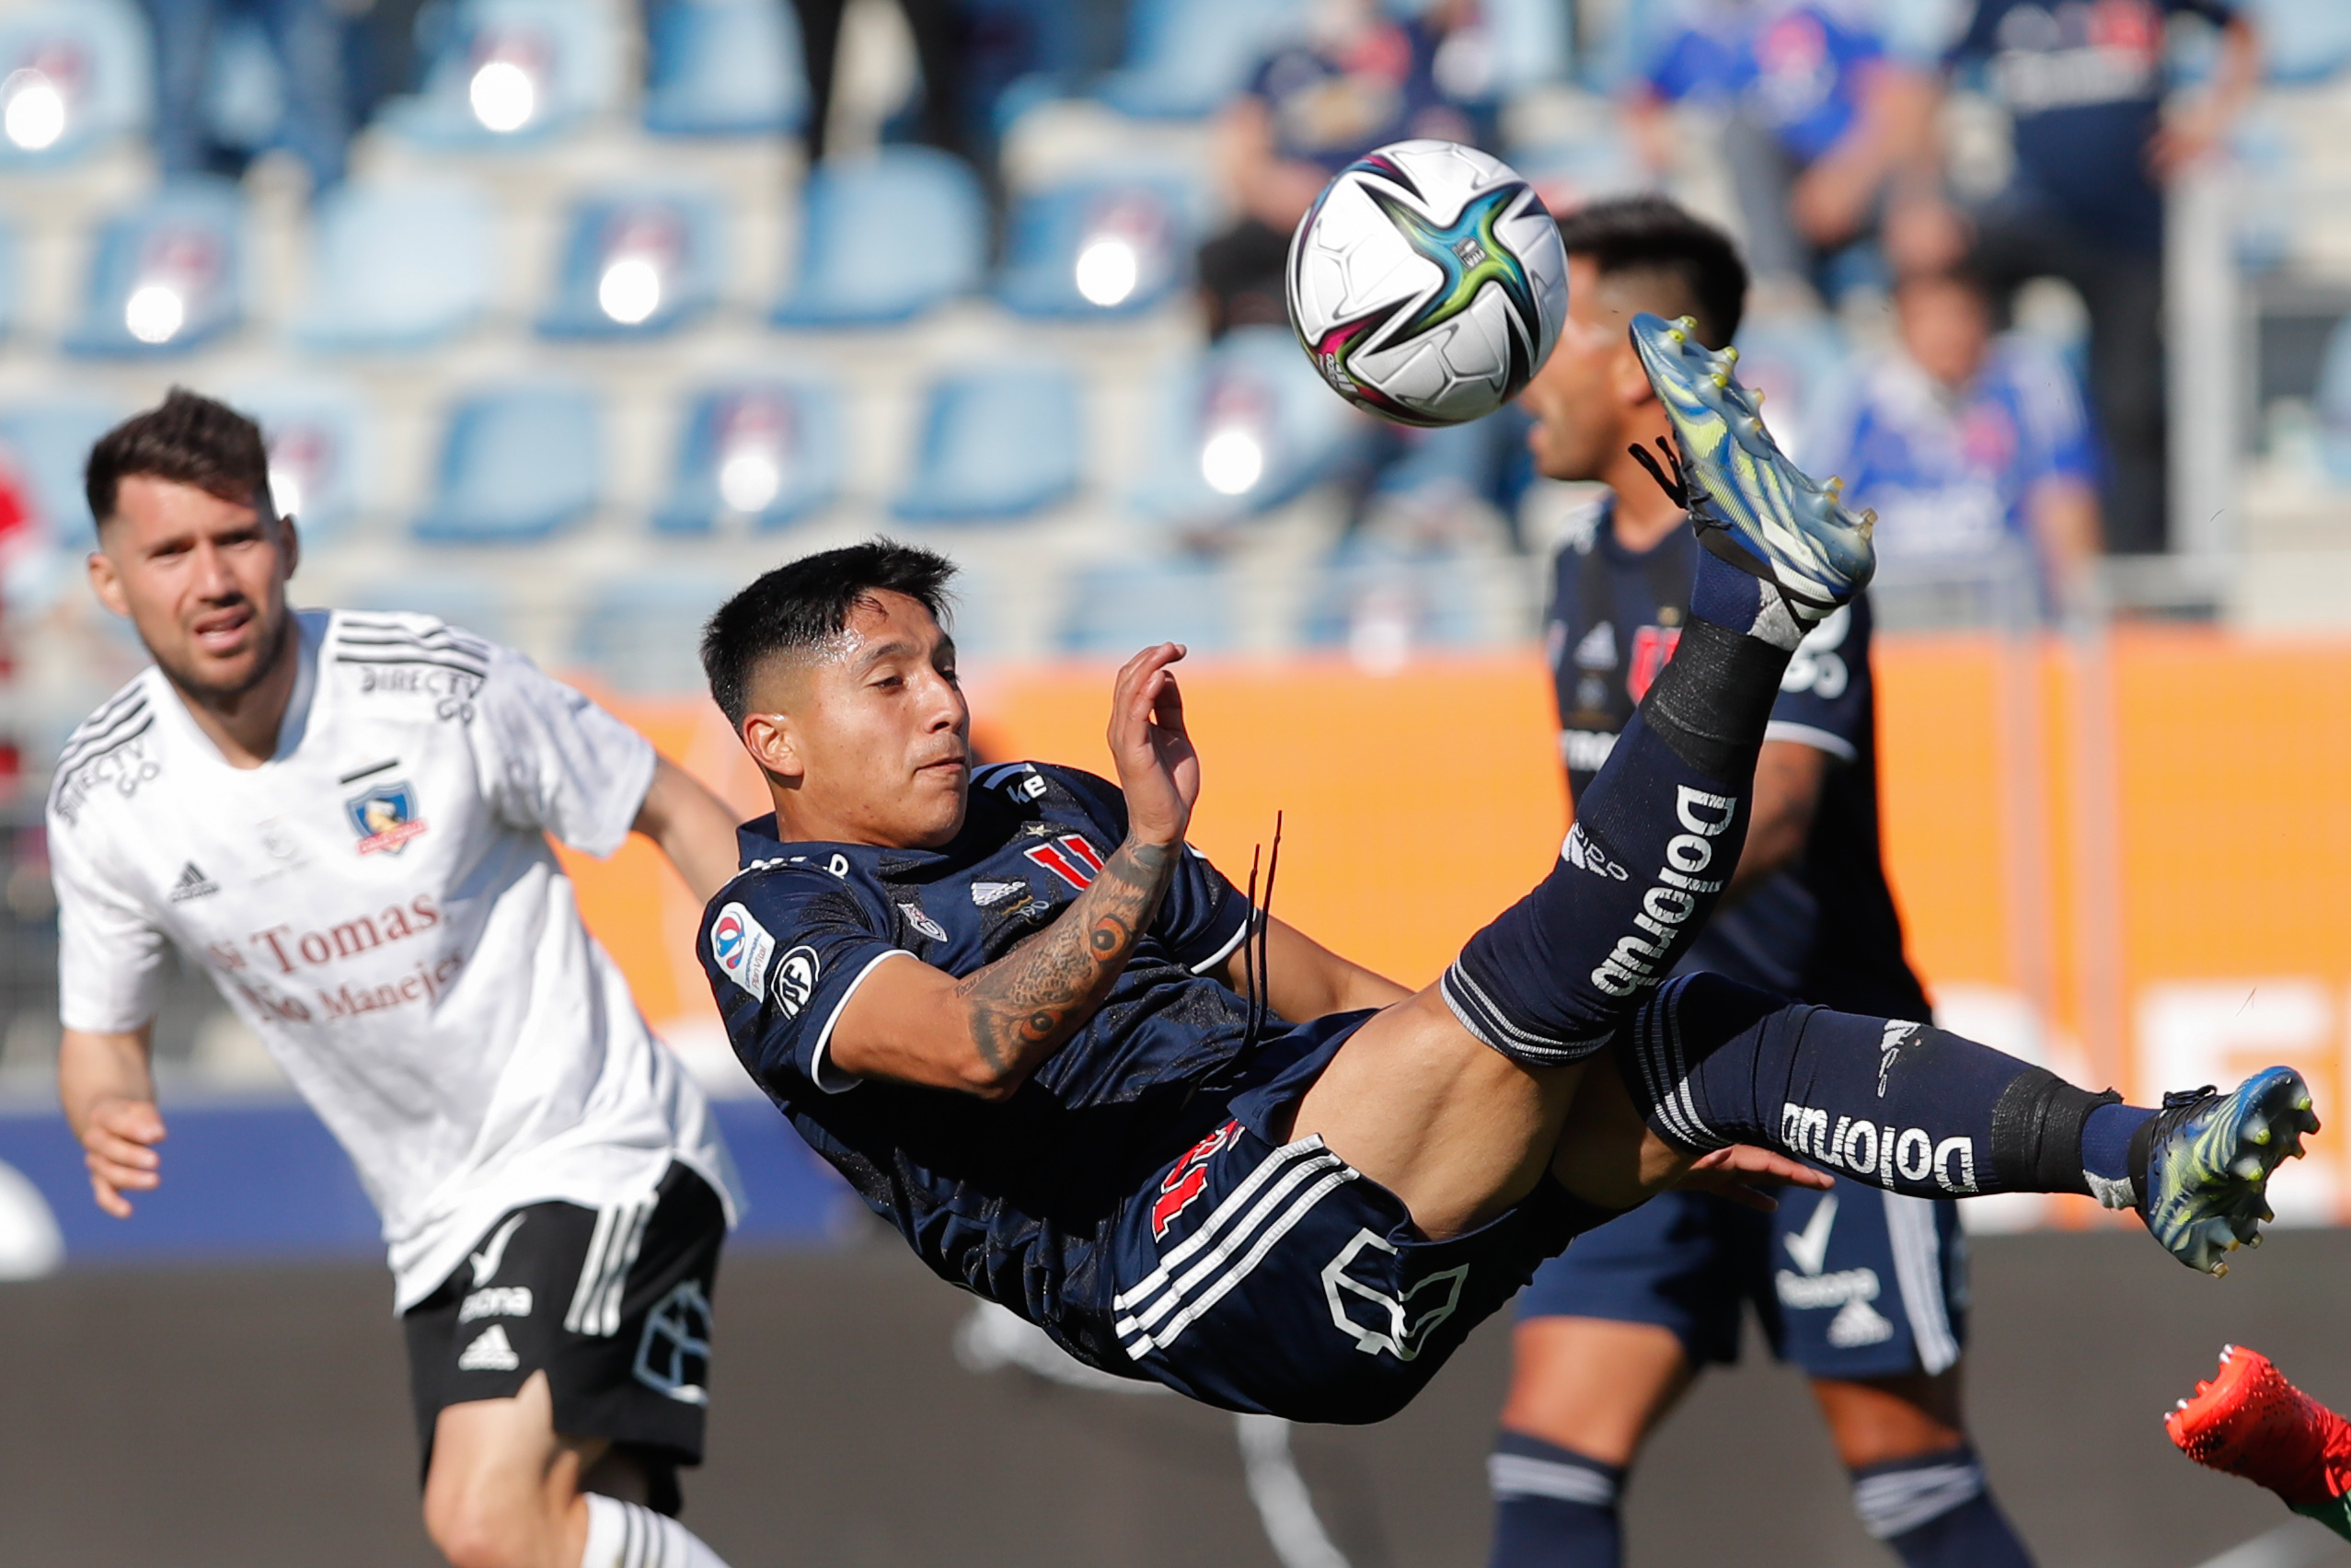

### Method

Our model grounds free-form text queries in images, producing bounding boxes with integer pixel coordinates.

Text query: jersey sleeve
[706,870,909,1094]
[1039,765,1254,974]
[46,806,173,1033]
[475,644,660,856]
[1766,600,1870,764]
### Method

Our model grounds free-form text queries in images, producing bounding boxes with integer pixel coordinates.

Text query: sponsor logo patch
[168,861,219,902]
[1562,822,1627,882]
[346,780,428,856]
[775,945,818,1019]
[459,1286,533,1324]
[1151,1120,1239,1239]
[1589,786,1735,997]
[710,903,777,999]
[1025,834,1106,891]
[469,1214,524,1285]
[898,902,949,942]
[971,880,1027,907]
[1321,1229,1470,1362]
[456,1324,520,1372]
[1780,1101,1977,1193]
[634,1281,714,1405]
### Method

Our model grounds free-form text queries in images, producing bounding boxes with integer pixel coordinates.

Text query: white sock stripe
[1113,1140,1326,1310]
[1441,964,1599,1061]
[1636,997,1704,1148]
[566,1205,620,1334]
[1119,1163,1359,1356]
[1488,1453,1619,1507]
[1883,1190,1960,1375]
[1118,1150,1349,1334]
[1661,983,1722,1150]
[1851,1460,1985,1539]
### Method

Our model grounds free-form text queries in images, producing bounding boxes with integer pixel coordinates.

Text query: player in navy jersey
[691,317,2315,1427]
[1485,196,2030,1568]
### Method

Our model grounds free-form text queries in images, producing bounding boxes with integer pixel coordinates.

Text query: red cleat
[2168,1345,2351,1540]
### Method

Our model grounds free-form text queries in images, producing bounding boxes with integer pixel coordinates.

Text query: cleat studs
[1722,346,1739,363]
[2214,1262,2229,1277]
[2249,1233,2263,1248]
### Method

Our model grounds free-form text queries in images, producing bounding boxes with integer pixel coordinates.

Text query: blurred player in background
[1812,261,2101,615]
[48,391,748,1568]
[2170,1345,2351,1541]
[1485,195,2032,1568]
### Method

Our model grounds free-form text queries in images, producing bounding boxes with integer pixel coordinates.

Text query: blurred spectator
[1814,264,2102,614]
[342,0,432,131]
[140,0,352,194]
[1624,0,1936,306]
[773,0,968,165]
[1897,0,2261,556]
[1197,0,1479,340]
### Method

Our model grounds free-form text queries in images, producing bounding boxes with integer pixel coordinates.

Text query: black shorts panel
[403,1164,725,1489]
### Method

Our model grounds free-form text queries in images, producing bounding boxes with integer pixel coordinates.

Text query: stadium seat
[413,385,602,543]
[1298,541,1493,657]
[378,0,622,148]
[893,363,1083,522]
[294,177,495,352]
[772,148,987,327]
[1096,0,1305,118]
[654,380,844,533]
[997,177,1193,319]
[2249,0,2351,84]
[643,0,807,136]
[573,574,740,693]
[2316,314,2351,485]
[224,379,374,537]
[1729,314,1852,462]
[0,398,124,542]
[64,179,245,358]
[0,0,150,167]
[1511,133,1653,218]
[538,190,723,339]
[0,221,25,341]
[1059,558,1234,652]
[1129,326,1372,525]
[342,580,512,646]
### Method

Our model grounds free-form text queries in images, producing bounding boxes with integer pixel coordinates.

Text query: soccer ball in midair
[1285,140,1567,427]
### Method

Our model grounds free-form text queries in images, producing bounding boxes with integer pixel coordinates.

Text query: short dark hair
[701,539,958,726]
[1554,196,1749,349]
[85,387,275,529]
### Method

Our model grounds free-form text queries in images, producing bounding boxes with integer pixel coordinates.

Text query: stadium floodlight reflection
[1,69,63,151]
[124,282,185,344]
[469,59,537,133]
[597,255,663,325]
[719,449,782,513]
[1074,236,1139,308]
[1200,427,1264,496]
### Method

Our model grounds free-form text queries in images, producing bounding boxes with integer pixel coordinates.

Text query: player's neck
[1602,418,1688,554]
[163,619,301,769]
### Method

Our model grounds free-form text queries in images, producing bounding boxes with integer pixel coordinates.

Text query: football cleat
[2168,1345,2351,1541]
[2138,1066,2319,1276]
[1627,311,1875,617]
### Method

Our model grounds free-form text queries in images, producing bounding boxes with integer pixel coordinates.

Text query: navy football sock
[2079,1101,2153,1207]
[1488,1432,1624,1568]
[1850,1447,2033,1568]
[1618,974,2127,1200]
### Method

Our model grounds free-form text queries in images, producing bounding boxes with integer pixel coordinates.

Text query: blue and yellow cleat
[1627,311,1875,617]
[2140,1066,2321,1276]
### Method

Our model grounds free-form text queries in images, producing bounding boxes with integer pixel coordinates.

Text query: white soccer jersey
[47,610,740,1309]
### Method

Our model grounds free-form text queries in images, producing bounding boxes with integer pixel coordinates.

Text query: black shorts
[403,1163,725,1510]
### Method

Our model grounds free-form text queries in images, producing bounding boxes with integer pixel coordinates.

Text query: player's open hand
[79,1095,165,1218]
[1108,642,1199,848]
[1671,1143,1832,1213]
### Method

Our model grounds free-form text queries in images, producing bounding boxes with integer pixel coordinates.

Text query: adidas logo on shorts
[457,1324,520,1372]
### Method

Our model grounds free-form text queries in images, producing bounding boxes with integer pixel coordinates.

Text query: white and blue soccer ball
[1285,140,1568,428]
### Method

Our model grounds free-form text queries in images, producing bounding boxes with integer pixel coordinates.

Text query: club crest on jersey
[1628,625,1681,703]
[347,781,428,856]
[1024,834,1106,891]
[710,902,778,1000]
[1152,1120,1239,1239]
[898,902,949,942]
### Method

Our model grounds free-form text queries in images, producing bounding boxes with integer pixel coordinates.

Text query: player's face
[88,475,298,705]
[1518,256,1636,482]
[1897,276,1990,390]
[751,590,972,849]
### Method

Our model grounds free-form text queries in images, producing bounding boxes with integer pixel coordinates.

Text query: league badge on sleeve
[347,780,430,856]
[710,902,778,1000]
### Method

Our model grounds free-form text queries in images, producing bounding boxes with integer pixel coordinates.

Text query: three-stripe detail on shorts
[565,1199,654,1337]
[1113,1136,1359,1360]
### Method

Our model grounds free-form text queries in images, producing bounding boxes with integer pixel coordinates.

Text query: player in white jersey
[48,390,748,1568]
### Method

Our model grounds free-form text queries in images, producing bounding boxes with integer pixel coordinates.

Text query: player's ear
[740,710,804,786]
[276,511,300,581]
[86,544,129,617]
[1611,340,1657,410]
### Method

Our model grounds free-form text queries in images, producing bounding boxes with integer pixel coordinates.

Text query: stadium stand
[999,176,1193,318]
[1094,0,1306,119]
[0,398,124,545]
[379,0,625,148]
[1130,326,1372,525]
[64,179,245,357]
[1058,556,1234,651]
[773,147,988,326]
[537,188,725,338]
[654,380,846,533]
[641,0,809,137]
[892,363,1085,522]
[572,572,739,692]
[1298,539,1499,655]
[294,177,497,352]
[2317,313,2351,484]
[411,383,603,542]
[0,0,150,167]
[2252,0,2351,86]
[225,378,376,539]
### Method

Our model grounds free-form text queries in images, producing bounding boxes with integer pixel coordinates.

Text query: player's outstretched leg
[1442,316,1875,1066]
[1604,974,2317,1274]
[2169,1345,2351,1540]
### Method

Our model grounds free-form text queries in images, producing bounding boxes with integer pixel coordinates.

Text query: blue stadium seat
[0,220,25,341]
[0,0,150,167]
[655,380,844,533]
[295,177,494,352]
[998,178,1193,318]
[65,180,245,358]
[380,0,622,148]
[1059,558,1234,652]
[1130,326,1371,524]
[1096,0,1305,118]
[538,190,723,339]
[225,379,374,537]
[574,574,740,693]
[1298,541,1492,655]
[893,364,1082,522]
[0,399,124,542]
[343,580,512,647]
[773,148,987,327]
[2250,0,2351,84]
[413,385,602,543]
[643,0,807,136]
[2316,315,2351,485]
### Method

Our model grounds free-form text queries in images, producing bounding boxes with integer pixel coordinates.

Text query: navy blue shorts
[1515,1175,1968,1381]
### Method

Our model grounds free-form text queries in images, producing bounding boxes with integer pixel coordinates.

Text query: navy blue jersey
[702,762,1261,1366]
[1545,500,1929,1018]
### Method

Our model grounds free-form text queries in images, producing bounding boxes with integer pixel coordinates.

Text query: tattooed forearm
[954,838,1175,1081]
